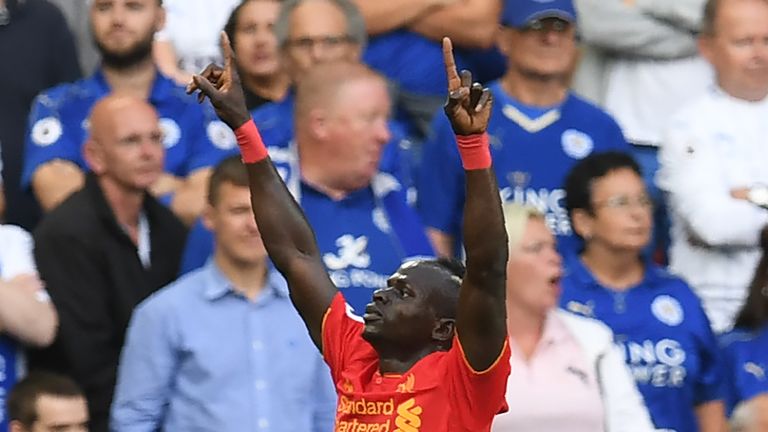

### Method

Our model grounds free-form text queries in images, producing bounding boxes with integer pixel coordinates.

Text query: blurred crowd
[0,0,768,430]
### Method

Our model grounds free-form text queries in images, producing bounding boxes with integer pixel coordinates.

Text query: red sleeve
[448,336,511,430]
[321,292,367,381]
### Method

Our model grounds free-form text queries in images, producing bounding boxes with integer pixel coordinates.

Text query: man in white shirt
[657,0,768,333]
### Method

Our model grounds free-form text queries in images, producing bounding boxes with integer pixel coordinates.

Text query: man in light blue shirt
[111,156,336,431]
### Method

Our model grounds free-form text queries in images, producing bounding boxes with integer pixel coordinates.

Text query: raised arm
[442,38,508,371]
[187,33,336,348]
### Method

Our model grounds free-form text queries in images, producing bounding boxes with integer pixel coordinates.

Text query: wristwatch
[747,185,768,208]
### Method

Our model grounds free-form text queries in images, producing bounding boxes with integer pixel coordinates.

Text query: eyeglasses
[284,35,354,52]
[522,18,572,33]
[593,195,654,211]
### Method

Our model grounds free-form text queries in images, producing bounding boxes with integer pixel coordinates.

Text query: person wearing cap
[418,0,630,258]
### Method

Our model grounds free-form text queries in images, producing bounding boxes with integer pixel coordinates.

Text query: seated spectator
[0,0,80,229]
[492,203,654,432]
[7,372,88,432]
[253,0,413,190]
[22,0,237,225]
[112,156,335,431]
[224,0,291,110]
[656,0,768,333]
[0,223,58,431]
[353,0,500,138]
[418,0,628,257]
[283,61,433,313]
[730,395,768,432]
[153,0,241,84]
[572,0,713,262]
[719,228,768,419]
[30,95,187,432]
[561,152,728,432]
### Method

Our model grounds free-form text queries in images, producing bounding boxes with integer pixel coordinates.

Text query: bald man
[30,94,188,432]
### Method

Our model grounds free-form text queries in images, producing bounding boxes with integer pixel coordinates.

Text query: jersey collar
[90,67,174,103]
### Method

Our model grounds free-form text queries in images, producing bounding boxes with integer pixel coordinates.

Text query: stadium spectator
[719,227,768,419]
[0,0,80,229]
[353,0,501,138]
[30,95,187,432]
[492,203,654,432]
[656,0,768,333]
[561,151,728,432]
[188,34,511,431]
[7,372,88,432]
[224,0,290,111]
[112,156,336,431]
[572,0,713,262]
[0,222,57,431]
[22,0,237,225]
[153,0,240,84]
[418,0,628,257]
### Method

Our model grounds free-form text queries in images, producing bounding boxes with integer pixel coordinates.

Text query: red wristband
[234,119,269,164]
[456,133,491,170]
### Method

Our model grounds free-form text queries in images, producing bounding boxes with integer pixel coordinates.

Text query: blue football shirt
[561,255,726,432]
[22,69,237,188]
[720,326,768,415]
[417,82,628,254]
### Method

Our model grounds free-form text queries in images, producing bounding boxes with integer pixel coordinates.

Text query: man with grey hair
[181,0,414,273]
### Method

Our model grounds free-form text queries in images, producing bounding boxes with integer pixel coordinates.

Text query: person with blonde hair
[493,202,654,431]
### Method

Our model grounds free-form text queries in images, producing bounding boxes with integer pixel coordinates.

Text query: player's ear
[432,318,455,344]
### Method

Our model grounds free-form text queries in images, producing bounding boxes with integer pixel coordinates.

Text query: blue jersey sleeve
[185,102,238,174]
[21,91,83,188]
[416,114,465,238]
[720,329,768,415]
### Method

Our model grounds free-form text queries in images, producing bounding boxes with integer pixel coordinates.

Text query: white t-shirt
[156,0,241,74]
[0,225,36,278]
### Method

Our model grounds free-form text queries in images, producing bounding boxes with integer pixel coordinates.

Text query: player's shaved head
[294,61,385,121]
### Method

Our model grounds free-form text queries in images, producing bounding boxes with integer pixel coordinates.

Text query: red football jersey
[322,293,511,432]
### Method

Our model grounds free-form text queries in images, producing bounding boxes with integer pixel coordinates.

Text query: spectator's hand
[186,32,250,130]
[442,37,492,136]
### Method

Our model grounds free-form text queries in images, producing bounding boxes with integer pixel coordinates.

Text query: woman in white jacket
[492,203,655,432]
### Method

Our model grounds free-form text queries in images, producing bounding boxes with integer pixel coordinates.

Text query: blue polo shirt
[720,326,768,415]
[22,69,237,188]
[299,175,433,313]
[561,255,726,432]
[417,82,628,254]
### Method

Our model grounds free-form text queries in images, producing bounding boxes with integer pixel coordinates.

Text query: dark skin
[188,33,508,373]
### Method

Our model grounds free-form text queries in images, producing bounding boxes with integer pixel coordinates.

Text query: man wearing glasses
[418,0,631,258]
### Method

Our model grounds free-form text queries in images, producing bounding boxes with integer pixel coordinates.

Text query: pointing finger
[442,37,460,92]
[220,31,235,72]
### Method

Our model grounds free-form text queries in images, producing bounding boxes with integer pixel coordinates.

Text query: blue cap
[501,0,577,28]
